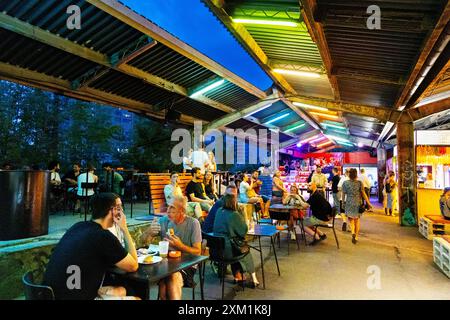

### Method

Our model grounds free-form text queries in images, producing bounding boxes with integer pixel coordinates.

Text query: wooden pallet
[419,216,450,240]
[433,237,450,278]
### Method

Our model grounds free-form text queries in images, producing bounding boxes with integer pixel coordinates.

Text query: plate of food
[138,255,163,265]
[137,248,157,256]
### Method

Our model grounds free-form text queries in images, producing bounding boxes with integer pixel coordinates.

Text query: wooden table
[108,253,208,300]
[248,224,281,289]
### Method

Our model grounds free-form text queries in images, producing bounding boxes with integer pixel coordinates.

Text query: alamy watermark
[170,121,279,166]
[66,5,81,30]
[367,265,382,290]
[367,5,381,30]
[66,265,81,290]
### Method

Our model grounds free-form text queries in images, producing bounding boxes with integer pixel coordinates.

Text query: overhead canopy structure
[0,0,449,153]
[0,0,267,126]
[203,0,450,151]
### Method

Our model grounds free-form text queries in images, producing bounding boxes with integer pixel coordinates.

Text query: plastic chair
[79,182,98,221]
[202,232,249,300]
[269,210,300,255]
[311,208,340,249]
[22,271,55,300]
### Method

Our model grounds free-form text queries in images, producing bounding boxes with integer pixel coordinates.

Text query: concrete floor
[48,200,450,300]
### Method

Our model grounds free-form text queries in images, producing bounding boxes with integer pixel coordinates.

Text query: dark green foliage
[0,80,181,171]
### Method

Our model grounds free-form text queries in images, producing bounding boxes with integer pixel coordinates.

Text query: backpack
[385,182,392,194]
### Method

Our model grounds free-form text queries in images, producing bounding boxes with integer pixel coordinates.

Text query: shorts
[272,190,283,197]
[261,195,270,203]
[181,266,197,288]
[303,216,328,227]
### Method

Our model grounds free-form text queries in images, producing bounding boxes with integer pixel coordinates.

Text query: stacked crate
[433,236,450,278]
[419,215,450,240]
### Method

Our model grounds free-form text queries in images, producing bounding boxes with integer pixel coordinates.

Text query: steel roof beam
[201,0,297,95]
[0,61,200,125]
[279,129,321,148]
[0,12,235,114]
[205,93,281,130]
[395,1,450,108]
[301,0,340,100]
[407,97,450,121]
[86,0,266,99]
[288,96,402,123]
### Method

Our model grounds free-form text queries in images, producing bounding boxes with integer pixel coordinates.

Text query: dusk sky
[121,0,273,91]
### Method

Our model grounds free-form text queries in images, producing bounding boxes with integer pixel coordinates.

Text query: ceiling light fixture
[265,113,290,125]
[284,123,306,133]
[232,18,298,27]
[292,101,329,112]
[189,79,225,98]
[310,112,339,120]
[273,69,321,78]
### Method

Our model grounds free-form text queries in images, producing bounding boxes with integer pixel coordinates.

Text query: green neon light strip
[190,79,225,98]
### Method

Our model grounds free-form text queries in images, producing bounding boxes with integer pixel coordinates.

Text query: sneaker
[352,234,357,244]
[320,234,327,240]
[310,238,321,246]
[342,222,347,232]
[290,231,296,240]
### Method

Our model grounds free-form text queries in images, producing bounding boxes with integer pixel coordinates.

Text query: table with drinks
[108,242,208,300]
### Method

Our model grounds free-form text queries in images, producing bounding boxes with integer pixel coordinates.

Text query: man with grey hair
[142,196,202,300]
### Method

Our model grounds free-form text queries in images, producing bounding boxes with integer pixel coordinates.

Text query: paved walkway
[48,200,450,300]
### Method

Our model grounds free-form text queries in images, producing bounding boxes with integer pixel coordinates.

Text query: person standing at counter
[424,173,434,188]
[311,166,327,198]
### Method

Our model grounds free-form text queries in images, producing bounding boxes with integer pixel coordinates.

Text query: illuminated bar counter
[417,187,443,221]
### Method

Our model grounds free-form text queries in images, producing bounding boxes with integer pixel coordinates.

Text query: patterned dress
[342,180,363,218]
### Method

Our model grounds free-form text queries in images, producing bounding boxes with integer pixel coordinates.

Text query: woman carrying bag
[342,168,372,244]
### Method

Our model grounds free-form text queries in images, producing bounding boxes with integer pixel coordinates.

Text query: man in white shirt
[359,169,372,211]
[191,145,210,174]
[49,161,62,186]
[311,166,327,197]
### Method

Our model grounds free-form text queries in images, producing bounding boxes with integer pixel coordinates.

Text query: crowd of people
[17,158,449,300]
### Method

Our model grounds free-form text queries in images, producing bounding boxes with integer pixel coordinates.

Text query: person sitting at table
[63,163,82,211]
[213,192,260,287]
[48,160,64,212]
[251,170,271,205]
[164,171,202,220]
[141,196,202,300]
[282,184,309,240]
[272,170,288,204]
[303,183,334,245]
[101,163,124,197]
[239,173,269,218]
[43,193,139,300]
[186,167,214,212]
[202,184,237,233]
[204,170,219,201]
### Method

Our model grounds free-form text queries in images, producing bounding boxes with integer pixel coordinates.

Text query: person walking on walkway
[338,168,350,232]
[342,168,372,244]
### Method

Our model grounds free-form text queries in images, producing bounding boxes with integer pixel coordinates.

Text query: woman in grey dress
[342,168,372,244]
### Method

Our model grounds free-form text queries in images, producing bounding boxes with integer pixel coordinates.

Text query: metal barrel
[0,170,50,240]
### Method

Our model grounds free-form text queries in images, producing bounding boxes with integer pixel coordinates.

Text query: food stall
[416,145,450,220]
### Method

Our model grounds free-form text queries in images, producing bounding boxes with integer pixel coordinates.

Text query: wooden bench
[148,173,193,215]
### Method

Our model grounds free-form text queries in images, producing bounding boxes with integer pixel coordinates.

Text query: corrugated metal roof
[203,80,261,109]
[318,0,447,107]
[0,28,99,81]
[0,0,267,125]
[244,23,323,66]
[128,45,215,88]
